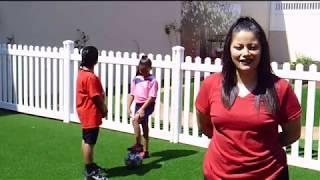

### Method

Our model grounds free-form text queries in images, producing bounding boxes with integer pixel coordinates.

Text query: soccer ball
[124,152,143,168]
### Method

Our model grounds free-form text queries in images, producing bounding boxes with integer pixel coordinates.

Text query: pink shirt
[130,75,158,103]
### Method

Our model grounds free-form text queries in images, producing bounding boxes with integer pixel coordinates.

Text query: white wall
[0,1,181,55]
[269,1,320,61]
[9,1,317,62]
[0,1,272,56]
[234,1,271,38]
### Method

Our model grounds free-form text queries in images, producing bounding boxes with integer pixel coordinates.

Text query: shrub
[290,55,318,71]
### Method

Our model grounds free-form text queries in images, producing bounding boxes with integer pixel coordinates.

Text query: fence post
[170,46,185,143]
[63,40,74,123]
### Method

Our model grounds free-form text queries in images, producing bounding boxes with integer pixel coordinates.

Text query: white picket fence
[0,40,319,171]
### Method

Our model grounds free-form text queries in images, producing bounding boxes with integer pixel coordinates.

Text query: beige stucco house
[0,1,319,62]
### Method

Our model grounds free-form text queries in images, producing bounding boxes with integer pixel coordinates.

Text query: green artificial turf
[0,109,203,180]
[0,109,319,180]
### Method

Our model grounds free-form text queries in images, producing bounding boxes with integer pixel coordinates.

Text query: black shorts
[135,102,155,128]
[82,127,100,145]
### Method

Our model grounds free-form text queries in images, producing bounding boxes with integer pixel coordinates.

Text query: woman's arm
[279,117,301,147]
[196,110,213,138]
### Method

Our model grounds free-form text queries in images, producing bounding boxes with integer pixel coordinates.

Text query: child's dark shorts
[82,127,100,145]
[135,102,155,128]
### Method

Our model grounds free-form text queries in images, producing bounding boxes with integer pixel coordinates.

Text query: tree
[74,28,89,52]
[180,1,240,58]
[164,20,182,48]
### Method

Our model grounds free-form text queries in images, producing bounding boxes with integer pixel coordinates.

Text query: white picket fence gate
[0,40,319,171]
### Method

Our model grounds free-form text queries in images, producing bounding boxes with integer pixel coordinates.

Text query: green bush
[289,55,320,84]
[290,55,315,70]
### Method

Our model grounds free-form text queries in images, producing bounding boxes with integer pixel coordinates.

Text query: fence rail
[0,41,319,171]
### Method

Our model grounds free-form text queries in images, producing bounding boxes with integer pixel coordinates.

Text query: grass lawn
[1,109,320,179]
[0,109,203,180]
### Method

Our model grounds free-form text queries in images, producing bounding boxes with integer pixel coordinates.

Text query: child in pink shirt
[127,55,159,158]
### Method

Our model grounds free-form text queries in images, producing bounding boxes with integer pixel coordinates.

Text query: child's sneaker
[84,170,108,180]
[139,151,150,159]
[127,143,143,152]
[84,163,108,180]
[92,163,108,174]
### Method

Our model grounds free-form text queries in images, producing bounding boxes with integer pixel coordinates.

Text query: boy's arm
[92,95,108,118]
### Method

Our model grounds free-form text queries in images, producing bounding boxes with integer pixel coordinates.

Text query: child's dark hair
[80,46,98,67]
[136,55,152,76]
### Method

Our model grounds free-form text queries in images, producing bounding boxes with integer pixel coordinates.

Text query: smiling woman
[195,16,302,180]
[230,31,261,72]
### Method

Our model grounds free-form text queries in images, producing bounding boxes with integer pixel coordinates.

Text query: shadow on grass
[0,108,17,118]
[106,149,197,178]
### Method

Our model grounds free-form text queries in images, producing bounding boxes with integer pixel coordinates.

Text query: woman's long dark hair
[221,16,278,114]
[136,55,152,76]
